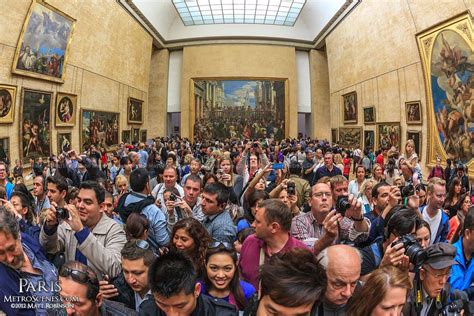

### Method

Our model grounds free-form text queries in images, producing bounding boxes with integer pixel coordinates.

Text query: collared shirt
[134,290,152,312]
[202,211,236,244]
[290,211,371,245]
[422,207,442,246]
[313,165,342,183]
[239,234,307,290]
[34,196,50,214]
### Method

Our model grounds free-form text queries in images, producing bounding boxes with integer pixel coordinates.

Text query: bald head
[327,245,361,271]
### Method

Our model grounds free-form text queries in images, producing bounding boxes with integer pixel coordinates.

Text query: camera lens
[336,196,350,216]
[56,207,69,220]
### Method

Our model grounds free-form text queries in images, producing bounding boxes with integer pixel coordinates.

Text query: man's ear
[95,292,103,308]
[194,282,201,297]
[419,268,426,281]
[60,189,67,200]
[270,222,280,233]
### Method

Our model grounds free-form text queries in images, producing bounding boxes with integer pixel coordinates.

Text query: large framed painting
[131,127,140,144]
[416,12,473,166]
[377,123,401,150]
[80,110,119,151]
[407,130,422,159]
[12,0,76,83]
[192,79,287,140]
[21,89,52,164]
[364,130,375,150]
[342,91,357,124]
[331,128,338,144]
[363,106,375,124]
[128,98,143,124]
[0,138,10,165]
[0,85,16,123]
[57,132,71,154]
[338,127,362,149]
[55,92,76,127]
[122,130,130,144]
[405,101,422,125]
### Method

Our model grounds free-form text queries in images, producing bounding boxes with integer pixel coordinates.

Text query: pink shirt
[239,234,307,290]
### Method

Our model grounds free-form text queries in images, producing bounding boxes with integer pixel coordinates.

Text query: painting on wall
[363,106,375,124]
[342,91,357,124]
[57,132,71,154]
[12,0,76,83]
[406,101,422,125]
[80,110,119,151]
[131,127,140,143]
[338,127,362,149]
[407,131,422,159]
[192,79,286,140]
[55,92,76,127]
[416,13,473,165]
[122,130,130,144]
[0,85,16,123]
[128,98,143,124]
[364,130,375,150]
[331,128,338,144]
[0,138,10,166]
[377,123,401,150]
[140,130,147,143]
[21,89,52,163]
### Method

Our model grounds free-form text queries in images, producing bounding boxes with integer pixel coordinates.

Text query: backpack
[116,192,155,222]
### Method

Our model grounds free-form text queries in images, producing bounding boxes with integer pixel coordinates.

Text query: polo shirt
[313,165,342,183]
[239,234,307,290]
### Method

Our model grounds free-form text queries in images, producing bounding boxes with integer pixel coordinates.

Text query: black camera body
[287,182,296,196]
[335,196,350,217]
[56,207,69,221]
[391,234,426,266]
[169,193,177,201]
[399,185,415,199]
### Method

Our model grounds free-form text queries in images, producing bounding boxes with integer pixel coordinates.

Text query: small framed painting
[342,91,357,124]
[57,132,72,154]
[331,128,338,144]
[140,130,147,143]
[406,101,422,125]
[128,98,143,124]
[131,127,140,144]
[122,130,130,144]
[364,130,375,150]
[0,84,16,123]
[55,92,76,127]
[363,106,375,124]
[407,130,422,159]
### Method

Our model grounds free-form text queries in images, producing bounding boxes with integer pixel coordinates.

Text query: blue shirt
[200,280,256,309]
[450,237,474,298]
[203,211,237,243]
[139,150,149,168]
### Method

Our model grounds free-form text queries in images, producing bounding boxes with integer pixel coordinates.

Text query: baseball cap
[424,243,457,269]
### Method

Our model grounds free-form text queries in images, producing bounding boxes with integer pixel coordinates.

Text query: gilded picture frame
[338,127,362,149]
[55,92,76,127]
[80,109,119,152]
[377,122,401,150]
[342,91,357,124]
[407,130,422,159]
[364,130,375,150]
[0,137,10,166]
[363,106,375,124]
[189,78,289,141]
[12,0,76,83]
[57,132,72,154]
[131,127,140,144]
[416,12,473,166]
[20,88,52,164]
[405,101,422,125]
[0,84,17,123]
[128,97,143,124]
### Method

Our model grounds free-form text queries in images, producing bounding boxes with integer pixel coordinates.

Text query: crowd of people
[0,135,473,316]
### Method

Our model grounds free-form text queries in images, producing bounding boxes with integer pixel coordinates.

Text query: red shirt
[239,234,307,290]
[375,154,385,171]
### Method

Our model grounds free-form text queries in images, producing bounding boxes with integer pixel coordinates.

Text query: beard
[6,252,25,270]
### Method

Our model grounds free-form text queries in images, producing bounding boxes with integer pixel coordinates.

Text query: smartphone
[272,163,284,170]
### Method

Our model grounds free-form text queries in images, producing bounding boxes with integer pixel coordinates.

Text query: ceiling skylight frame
[172,0,306,26]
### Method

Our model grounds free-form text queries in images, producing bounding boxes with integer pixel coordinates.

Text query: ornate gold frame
[128,97,143,124]
[12,0,76,83]
[376,122,401,151]
[338,127,362,149]
[57,131,72,155]
[407,130,422,160]
[363,106,375,124]
[80,109,120,152]
[0,84,17,123]
[342,91,358,124]
[188,77,289,140]
[55,92,77,127]
[416,12,473,167]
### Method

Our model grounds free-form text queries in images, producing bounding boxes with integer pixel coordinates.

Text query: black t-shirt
[360,239,384,276]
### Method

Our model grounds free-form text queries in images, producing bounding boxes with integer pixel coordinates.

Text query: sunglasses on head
[59,266,98,286]
[208,241,234,251]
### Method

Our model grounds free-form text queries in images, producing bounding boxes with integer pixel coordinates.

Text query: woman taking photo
[218,157,244,199]
[347,265,412,316]
[202,242,256,310]
[169,218,211,277]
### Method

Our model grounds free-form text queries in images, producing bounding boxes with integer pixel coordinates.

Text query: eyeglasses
[135,239,150,250]
[425,268,450,280]
[208,241,234,251]
[59,266,98,286]
[312,192,331,198]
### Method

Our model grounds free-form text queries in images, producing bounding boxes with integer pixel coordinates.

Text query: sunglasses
[59,266,98,286]
[208,241,234,251]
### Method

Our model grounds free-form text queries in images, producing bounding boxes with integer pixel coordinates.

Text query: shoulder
[240,280,256,298]
[202,295,238,315]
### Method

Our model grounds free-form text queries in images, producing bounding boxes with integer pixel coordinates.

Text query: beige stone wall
[180,44,298,138]
[324,0,473,173]
[148,48,169,137]
[0,0,152,164]
[310,50,330,140]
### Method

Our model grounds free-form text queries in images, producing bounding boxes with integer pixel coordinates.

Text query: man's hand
[67,150,77,160]
[99,277,119,299]
[322,210,341,242]
[64,204,84,232]
[344,194,363,219]
[174,199,193,217]
[388,186,401,208]
[381,238,409,268]
[44,205,59,229]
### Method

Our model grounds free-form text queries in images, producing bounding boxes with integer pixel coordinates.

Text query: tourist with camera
[287,161,311,209]
[402,243,458,315]
[359,206,421,276]
[40,181,127,278]
[420,177,450,245]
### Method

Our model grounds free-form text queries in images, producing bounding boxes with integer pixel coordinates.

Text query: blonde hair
[334,153,343,165]
[359,179,378,197]
[427,177,446,193]
[347,266,412,316]
[115,174,128,189]
[405,139,416,152]
[184,153,193,165]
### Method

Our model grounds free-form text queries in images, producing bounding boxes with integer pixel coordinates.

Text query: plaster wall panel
[309,50,330,139]
[407,0,468,32]
[148,49,169,137]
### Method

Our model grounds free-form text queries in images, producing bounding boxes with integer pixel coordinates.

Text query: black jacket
[138,294,238,316]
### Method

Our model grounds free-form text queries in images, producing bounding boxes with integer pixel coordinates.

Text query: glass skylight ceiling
[172,0,306,26]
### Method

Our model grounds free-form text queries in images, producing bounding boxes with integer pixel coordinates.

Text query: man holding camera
[40,181,127,278]
[403,243,457,315]
[420,177,449,245]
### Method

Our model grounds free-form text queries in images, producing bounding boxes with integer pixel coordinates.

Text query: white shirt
[422,207,442,245]
[348,179,362,197]
[152,182,184,207]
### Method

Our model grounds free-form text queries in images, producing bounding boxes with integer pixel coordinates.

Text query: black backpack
[116,192,155,222]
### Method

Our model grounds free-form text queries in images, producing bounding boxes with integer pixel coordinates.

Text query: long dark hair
[204,245,246,310]
[170,218,211,276]
[445,177,461,207]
